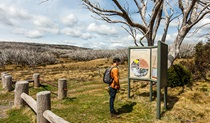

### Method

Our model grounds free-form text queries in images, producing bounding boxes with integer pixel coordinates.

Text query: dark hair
[113,57,121,63]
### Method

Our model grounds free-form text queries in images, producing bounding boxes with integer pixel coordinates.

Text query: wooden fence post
[58,78,67,99]
[14,81,29,108]
[4,75,13,92]
[33,73,40,88]
[37,91,51,123]
[1,72,7,89]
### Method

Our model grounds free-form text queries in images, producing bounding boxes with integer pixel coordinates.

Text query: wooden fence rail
[0,72,70,123]
[14,82,69,123]
[21,93,37,113]
[43,110,70,123]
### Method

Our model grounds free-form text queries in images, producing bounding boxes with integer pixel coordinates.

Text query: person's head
[113,57,121,66]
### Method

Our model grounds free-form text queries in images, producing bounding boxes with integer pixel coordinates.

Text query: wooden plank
[43,110,69,123]
[20,93,37,113]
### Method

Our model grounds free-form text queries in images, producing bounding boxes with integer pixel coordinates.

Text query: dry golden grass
[1,58,210,122]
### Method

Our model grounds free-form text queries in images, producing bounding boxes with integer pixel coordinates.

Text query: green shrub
[168,64,191,88]
[194,41,210,81]
[180,61,202,82]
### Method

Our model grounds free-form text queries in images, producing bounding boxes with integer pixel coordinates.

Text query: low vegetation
[0,42,127,68]
[179,41,210,82]
[167,64,191,88]
[194,41,210,81]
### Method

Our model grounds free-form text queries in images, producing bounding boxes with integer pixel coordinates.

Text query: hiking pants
[109,87,117,113]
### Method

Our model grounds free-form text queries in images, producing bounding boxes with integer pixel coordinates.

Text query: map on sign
[131,58,149,77]
[130,49,150,79]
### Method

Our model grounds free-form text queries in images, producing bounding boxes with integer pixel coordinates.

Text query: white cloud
[0,3,60,38]
[61,27,93,40]
[109,43,126,49]
[13,28,43,39]
[33,16,55,28]
[38,26,60,35]
[87,23,118,35]
[13,28,26,35]
[0,3,30,20]
[61,28,81,37]
[0,4,30,26]
[61,14,78,27]
[26,30,43,38]
[81,33,93,40]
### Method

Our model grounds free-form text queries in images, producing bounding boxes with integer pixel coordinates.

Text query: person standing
[109,57,121,118]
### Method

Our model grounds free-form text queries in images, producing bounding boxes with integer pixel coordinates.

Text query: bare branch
[121,26,139,46]
[112,0,147,32]
[139,30,150,46]
[82,0,148,33]
[152,5,162,41]
[189,22,210,36]
[149,0,164,28]
[38,0,49,5]
[147,0,164,45]
[199,1,210,10]
[133,0,148,26]
[199,32,210,40]
[178,0,184,13]
[185,0,197,24]
[83,0,122,15]
[189,10,210,29]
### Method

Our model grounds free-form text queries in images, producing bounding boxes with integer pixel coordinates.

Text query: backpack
[103,66,116,84]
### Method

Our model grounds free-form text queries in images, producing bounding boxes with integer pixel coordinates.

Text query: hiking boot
[110,113,120,118]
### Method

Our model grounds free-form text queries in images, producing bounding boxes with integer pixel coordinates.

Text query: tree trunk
[168,27,189,67]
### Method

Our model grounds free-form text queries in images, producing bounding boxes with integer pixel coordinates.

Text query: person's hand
[115,85,120,90]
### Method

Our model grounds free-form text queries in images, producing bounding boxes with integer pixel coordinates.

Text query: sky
[0,0,209,49]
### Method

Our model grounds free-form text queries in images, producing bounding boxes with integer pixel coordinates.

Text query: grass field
[0,58,210,123]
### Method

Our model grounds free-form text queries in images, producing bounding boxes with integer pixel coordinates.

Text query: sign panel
[151,48,158,80]
[158,41,168,88]
[128,41,168,119]
[130,49,150,79]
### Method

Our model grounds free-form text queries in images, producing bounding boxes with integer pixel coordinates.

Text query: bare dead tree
[170,0,210,65]
[82,0,210,66]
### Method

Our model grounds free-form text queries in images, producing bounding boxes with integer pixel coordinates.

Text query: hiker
[109,57,121,118]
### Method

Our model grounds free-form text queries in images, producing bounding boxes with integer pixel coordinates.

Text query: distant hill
[0,41,91,51]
